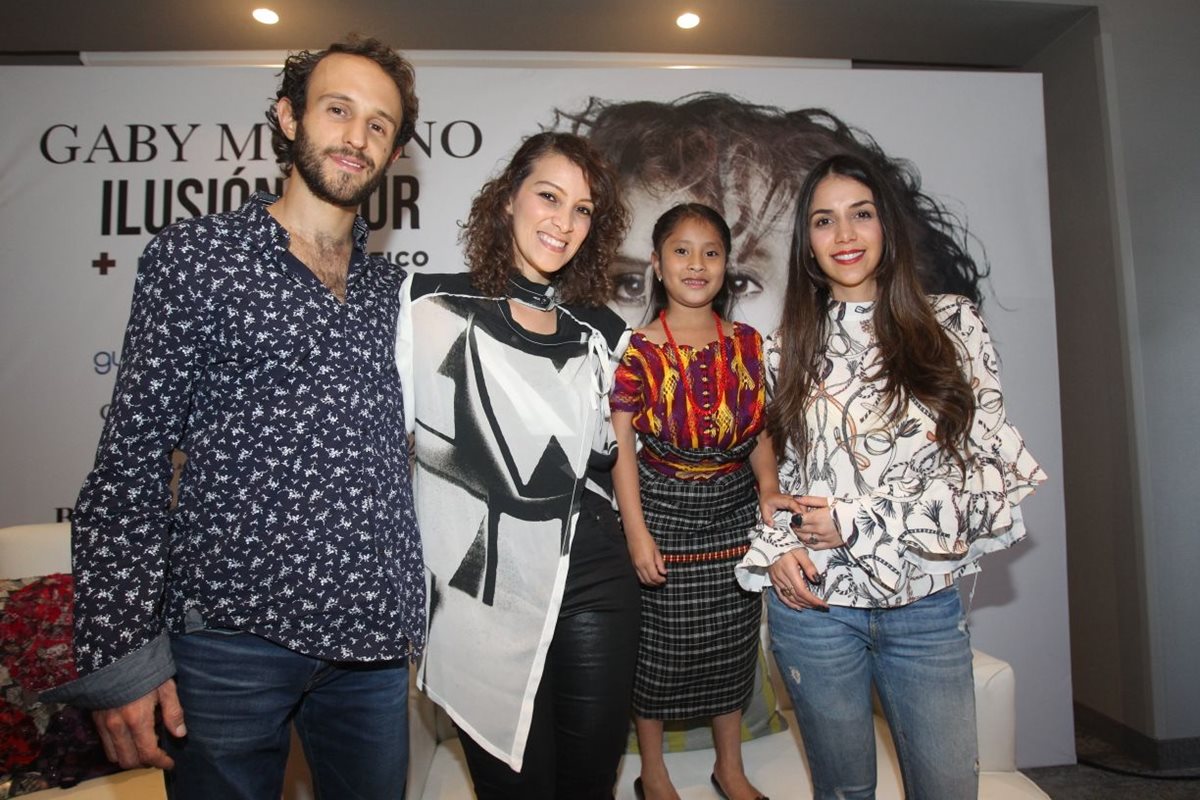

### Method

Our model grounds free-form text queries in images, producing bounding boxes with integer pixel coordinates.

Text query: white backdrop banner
[0,62,1071,766]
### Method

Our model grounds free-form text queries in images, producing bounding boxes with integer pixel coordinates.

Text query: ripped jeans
[766,586,978,800]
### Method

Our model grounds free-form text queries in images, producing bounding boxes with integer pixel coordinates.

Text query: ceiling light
[252,8,280,25]
[676,12,700,29]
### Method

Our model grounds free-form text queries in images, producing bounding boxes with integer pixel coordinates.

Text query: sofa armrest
[972,649,1016,772]
[0,522,73,576]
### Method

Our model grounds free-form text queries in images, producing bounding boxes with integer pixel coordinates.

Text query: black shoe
[633,776,646,800]
[710,772,769,800]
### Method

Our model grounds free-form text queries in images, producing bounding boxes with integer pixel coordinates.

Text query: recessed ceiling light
[676,12,700,29]
[252,8,280,25]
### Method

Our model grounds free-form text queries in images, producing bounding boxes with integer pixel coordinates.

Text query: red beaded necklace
[659,310,728,442]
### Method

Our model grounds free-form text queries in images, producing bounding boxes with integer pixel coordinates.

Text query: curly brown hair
[266,35,419,175]
[461,132,628,307]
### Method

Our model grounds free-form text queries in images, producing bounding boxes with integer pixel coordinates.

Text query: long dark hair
[461,132,628,307]
[767,154,974,466]
[647,203,733,318]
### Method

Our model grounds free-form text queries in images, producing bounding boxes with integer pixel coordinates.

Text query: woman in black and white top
[396,132,639,799]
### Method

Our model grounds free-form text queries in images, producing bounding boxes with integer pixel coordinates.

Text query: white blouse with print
[737,295,1047,607]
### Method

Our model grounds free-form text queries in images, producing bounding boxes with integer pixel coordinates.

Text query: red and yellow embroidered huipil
[611,321,766,479]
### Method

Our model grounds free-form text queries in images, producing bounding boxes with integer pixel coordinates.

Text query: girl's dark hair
[646,203,733,318]
[266,36,420,175]
[768,154,975,467]
[461,132,629,307]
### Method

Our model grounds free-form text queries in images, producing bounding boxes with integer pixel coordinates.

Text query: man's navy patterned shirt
[56,194,424,706]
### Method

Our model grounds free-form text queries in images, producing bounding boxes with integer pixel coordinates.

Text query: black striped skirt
[632,437,762,719]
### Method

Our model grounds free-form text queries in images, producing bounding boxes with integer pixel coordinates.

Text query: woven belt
[661,543,750,564]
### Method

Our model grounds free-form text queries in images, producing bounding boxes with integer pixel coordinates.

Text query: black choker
[507,275,559,310]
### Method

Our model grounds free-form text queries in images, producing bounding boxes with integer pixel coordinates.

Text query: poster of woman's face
[554,93,987,332]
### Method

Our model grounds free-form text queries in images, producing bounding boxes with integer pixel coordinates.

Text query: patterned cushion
[0,574,120,798]
[627,643,788,754]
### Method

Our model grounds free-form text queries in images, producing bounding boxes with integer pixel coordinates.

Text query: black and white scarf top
[395,271,630,770]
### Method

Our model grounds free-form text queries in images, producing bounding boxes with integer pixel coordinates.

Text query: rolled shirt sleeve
[52,228,208,704]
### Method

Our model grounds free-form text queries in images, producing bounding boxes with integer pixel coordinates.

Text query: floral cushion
[0,574,119,798]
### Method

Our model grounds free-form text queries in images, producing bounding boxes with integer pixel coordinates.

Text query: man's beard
[291,122,390,209]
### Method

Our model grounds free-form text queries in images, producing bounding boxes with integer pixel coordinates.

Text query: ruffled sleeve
[829,296,1047,594]
[737,510,805,593]
[736,330,801,592]
[737,303,1047,598]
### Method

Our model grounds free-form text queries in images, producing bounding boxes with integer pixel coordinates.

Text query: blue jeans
[163,630,409,800]
[767,587,978,800]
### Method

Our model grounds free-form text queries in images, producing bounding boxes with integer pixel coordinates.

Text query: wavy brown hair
[462,132,628,307]
[266,35,420,175]
[768,154,975,467]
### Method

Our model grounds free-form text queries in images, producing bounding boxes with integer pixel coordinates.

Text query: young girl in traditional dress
[611,203,786,800]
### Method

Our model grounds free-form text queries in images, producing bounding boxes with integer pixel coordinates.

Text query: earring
[654,272,662,282]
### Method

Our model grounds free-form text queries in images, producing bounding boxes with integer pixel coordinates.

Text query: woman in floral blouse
[737,154,1046,800]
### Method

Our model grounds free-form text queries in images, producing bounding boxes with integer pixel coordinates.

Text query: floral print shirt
[49,194,424,708]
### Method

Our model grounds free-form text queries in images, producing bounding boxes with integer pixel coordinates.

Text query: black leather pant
[459,494,641,799]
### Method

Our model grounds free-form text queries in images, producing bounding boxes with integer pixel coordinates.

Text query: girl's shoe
[710,772,768,800]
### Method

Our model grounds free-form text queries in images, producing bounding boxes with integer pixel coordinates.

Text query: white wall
[993,0,1200,745]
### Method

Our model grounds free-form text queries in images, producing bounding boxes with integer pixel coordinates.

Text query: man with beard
[43,38,424,799]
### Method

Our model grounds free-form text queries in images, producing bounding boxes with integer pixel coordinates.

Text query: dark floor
[1023,729,1200,799]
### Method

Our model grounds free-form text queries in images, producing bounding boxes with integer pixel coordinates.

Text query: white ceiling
[5,0,1092,68]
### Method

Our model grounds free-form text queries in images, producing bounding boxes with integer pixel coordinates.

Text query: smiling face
[652,216,728,313]
[506,153,595,284]
[807,174,884,302]
[282,53,404,208]
[612,180,792,329]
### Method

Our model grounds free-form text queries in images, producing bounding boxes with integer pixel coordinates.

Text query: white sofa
[3,523,1049,799]
[409,632,1051,800]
